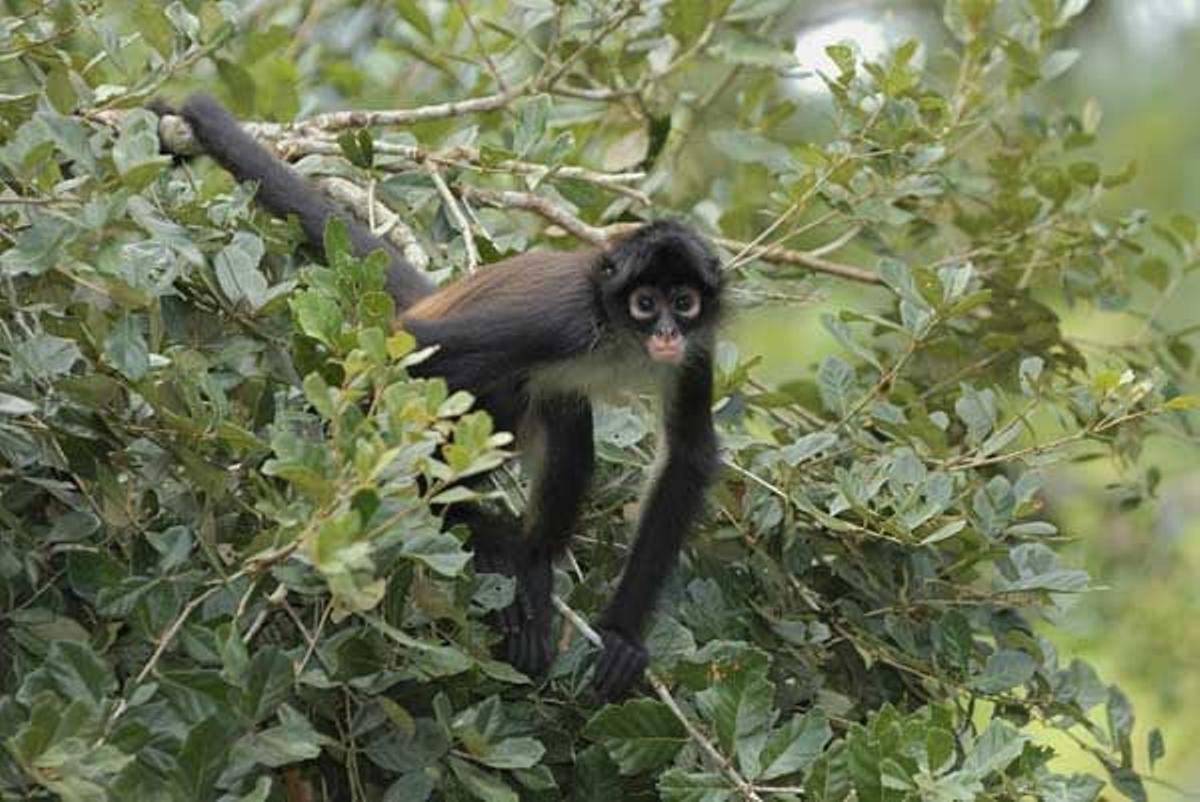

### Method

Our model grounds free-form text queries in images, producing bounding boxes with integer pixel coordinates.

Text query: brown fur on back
[401,249,601,323]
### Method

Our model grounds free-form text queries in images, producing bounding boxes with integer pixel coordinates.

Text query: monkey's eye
[672,288,701,318]
[629,288,659,320]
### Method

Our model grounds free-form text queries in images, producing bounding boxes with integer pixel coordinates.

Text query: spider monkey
[162,94,722,700]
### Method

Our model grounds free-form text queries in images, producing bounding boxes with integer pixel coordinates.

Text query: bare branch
[275,137,650,204]
[429,166,481,272]
[459,188,880,283]
[458,186,610,245]
[295,81,535,133]
[316,177,430,270]
[714,237,880,284]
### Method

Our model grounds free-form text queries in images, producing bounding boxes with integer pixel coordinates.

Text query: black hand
[593,628,648,702]
[506,555,554,677]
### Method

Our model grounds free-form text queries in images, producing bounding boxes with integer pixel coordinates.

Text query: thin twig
[537,3,640,89]
[455,0,507,91]
[429,166,480,271]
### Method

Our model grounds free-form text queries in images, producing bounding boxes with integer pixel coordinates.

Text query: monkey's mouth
[646,334,685,364]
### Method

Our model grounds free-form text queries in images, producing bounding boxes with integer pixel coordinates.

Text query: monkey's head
[599,221,723,365]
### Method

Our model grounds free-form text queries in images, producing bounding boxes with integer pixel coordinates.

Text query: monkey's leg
[594,359,718,701]
[510,393,594,677]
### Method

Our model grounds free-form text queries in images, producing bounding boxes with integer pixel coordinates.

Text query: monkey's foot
[593,629,649,702]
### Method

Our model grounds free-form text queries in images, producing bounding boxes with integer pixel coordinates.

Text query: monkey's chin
[647,341,685,364]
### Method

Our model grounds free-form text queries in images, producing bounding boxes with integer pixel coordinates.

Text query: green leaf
[1042,49,1080,81]
[971,650,1036,694]
[817,356,855,416]
[1104,765,1147,802]
[574,744,624,802]
[1147,728,1165,770]
[214,231,269,308]
[398,0,435,39]
[242,648,294,723]
[291,291,343,349]
[338,129,375,169]
[695,659,774,775]
[0,216,74,277]
[103,315,150,381]
[0,391,37,415]
[961,719,1027,779]
[475,737,545,770]
[756,710,831,780]
[709,130,793,174]
[13,334,83,380]
[780,431,838,465]
[132,0,175,56]
[512,94,550,157]
[220,705,326,788]
[1165,394,1200,410]
[998,543,1090,593]
[448,756,518,802]
[708,29,796,68]
[19,640,115,708]
[401,532,473,577]
[216,58,257,115]
[113,109,170,188]
[583,698,688,775]
[384,772,437,802]
[175,715,239,800]
[658,769,736,802]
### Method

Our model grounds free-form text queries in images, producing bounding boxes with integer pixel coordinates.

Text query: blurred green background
[732,0,1200,793]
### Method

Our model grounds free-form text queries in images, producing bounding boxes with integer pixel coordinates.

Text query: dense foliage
[0,1,1191,800]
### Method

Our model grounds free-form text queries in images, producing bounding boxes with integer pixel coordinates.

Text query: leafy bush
[0,1,1188,800]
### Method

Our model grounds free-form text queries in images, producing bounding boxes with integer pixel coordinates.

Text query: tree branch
[146,109,879,283]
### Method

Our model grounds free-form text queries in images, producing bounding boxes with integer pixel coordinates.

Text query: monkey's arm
[593,356,718,700]
[169,94,435,310]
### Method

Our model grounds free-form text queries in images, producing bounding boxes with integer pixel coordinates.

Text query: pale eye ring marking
[671,288,701,319]
[629,287,660,320]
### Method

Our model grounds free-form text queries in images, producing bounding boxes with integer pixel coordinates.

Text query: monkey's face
[624,283,704,364]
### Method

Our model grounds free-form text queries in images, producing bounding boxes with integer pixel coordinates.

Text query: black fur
[177,94,436,310]
[161,94,722,701]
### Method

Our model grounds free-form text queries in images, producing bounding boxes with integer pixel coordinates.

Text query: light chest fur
[527,338,675,402]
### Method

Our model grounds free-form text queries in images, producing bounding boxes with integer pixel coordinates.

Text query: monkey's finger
[514,633,547,677]
[596,638,650,701]
[594,646,634,700]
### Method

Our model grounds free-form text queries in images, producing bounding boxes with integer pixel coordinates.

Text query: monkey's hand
[506,557,554,677]
[593,628,649,702]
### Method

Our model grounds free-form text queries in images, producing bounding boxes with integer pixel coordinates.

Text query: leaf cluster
[0,1,1189,800]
